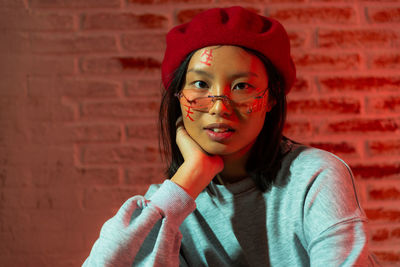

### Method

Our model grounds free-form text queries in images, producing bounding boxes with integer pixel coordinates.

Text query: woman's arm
[82,117,223,266]
[302,152,380,266]
[82,179,195,267]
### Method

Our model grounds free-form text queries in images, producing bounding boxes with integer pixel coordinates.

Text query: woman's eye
[192,81,209,89]
[233,83,253,90]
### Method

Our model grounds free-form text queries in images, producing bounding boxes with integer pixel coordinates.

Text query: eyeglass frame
[174,87,269,112]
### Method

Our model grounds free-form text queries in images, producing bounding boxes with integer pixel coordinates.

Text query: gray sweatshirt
[83,141,379,266]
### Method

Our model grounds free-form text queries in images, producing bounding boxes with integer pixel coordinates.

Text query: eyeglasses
[175,88,268,113]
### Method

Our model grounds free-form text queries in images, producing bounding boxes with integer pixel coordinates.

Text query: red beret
[161,6,296,94]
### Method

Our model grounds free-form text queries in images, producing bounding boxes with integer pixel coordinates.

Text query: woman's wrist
[171,161,215,199]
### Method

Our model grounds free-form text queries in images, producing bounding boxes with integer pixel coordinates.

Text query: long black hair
[158,46,289,192]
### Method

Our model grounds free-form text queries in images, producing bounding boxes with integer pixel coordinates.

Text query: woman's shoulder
[282,137,351,173]
[276,138,355,191]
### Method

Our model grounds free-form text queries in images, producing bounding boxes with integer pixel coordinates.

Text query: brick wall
[0,0,399,266]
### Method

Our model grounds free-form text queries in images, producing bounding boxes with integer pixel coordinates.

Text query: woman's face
[179,45,273,157]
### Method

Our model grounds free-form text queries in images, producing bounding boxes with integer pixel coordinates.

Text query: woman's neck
[218,143,253,184]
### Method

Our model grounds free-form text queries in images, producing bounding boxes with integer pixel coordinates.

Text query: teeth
[211,128,230,133]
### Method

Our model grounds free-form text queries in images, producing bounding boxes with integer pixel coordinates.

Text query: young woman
[83,6,378,266]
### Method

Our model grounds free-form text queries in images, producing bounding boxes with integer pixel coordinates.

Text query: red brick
[82,187,146,210]
[287,98,360,114]
[121,33,166,52]
[290,77,310,93]
[27,77,120,99]
[269,0,305,2]
[269,7,356,24]
[351,163,400,179]
[30,0,120,8]
[125,165,165,185]
[1,32,30,53]
[81,145,158,164]
[1,187,80,209]
[44,103,75,123]
[80,57,161,74]
[374,251,400,263]
[371,226,400,242]
[219,0,303,3]
[365,208,400,222]
[371,53,400,69]
[177,7,261,24]
[369,186,400,200]
[71,124,121,143]
[371,228,390,242]
[368,7,400,23]
[75,167,119,186]
[308,142,357,155]
[2,96,66,122]
[0,210,31,232]
[3,55,74,75]
[311,0,355,1]
[293,53,360,70]
[327,118,399,133]
[318,29,397,48]
[82,13,168,30]
[0,11,74,31]
[368,139,400,156]
[176,8,208,24]
[287,30,307,48]
[35,13,75,31]
[125,79,162,98]
[126,122,158,140]
[59,79,120,99]
[31,35,117,54]
[368,96,400,113]
[81,101,159,119]
[0,168,31,186]
[0,0,26,8]
[31,57,75,75]
[128,0,212,4]
[393,227,400,238]
[319,76,400,92]
[283,120,312,136]
[19,123,73,146]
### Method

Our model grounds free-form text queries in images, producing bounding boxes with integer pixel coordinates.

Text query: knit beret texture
[161,6,296,94]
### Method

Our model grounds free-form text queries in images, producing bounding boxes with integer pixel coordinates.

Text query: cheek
[180,105,203,136]
[248,95,271,114]
[243,109,268,137]
[181,103,196,122]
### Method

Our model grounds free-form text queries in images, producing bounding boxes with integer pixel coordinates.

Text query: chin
[202,139,256,158]
[202,142,233,156]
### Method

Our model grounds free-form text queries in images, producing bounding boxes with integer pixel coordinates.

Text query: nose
[208,96,232,116]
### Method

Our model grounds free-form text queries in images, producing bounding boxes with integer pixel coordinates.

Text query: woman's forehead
[187,45,268,79]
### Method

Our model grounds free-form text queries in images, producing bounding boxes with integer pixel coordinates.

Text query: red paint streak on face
[184,104,195,121]
[248,96,268,113]
[200,48,213,66]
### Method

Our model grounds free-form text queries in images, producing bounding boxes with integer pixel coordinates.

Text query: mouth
[203,123,236,133]
[204,123,236,142]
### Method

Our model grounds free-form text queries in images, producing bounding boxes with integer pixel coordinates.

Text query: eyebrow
[230,72,259,79]
[187,69,259,79]
[187,69,214,79]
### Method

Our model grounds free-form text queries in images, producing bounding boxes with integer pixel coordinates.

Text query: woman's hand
[171,116,224,199]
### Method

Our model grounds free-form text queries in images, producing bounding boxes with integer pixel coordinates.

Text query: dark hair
[158,46,289,192]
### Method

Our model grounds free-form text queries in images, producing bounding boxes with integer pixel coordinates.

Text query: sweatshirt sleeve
[82,180,196,267]
[300,151,380,266]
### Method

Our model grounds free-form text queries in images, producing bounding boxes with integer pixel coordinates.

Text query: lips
[204,123,235,132]
[204,123,236,142]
